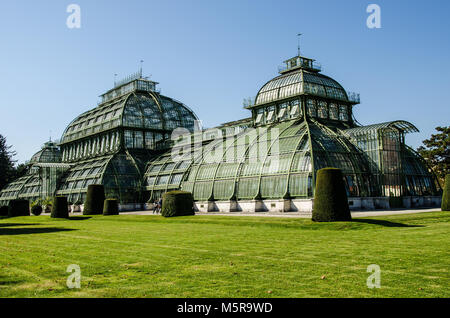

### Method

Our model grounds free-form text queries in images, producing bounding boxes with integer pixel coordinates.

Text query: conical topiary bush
[7,200,30,217]
[83,184,105,215]
[51,196,69,218]
[442,174,450,211]
[0,206,8,216]
[103,199,119,215]
[312,168,352,222]
[161,191,194,217]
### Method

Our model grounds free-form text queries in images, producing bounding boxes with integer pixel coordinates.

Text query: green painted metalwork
[0,142,70,205]
[343,121,437,197]
[143,117,375,201]
[0,53,439,206]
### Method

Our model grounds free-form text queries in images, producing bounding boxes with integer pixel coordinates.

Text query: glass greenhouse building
[0,53,441,212]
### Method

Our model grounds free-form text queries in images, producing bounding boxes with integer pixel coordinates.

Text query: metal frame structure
[143,54,438,202]
[0,52,440,207]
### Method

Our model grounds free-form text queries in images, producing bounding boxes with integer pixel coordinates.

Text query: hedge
[8,200,30,217]
[312,168,351,222]
[0,206,9,216]
[83,184,105,215]
[103,199,119,215]
[51,196,69,218]
[161,191,194,217]
[389,196,403,209]
[31,205,43,216]
[442,174,450,211]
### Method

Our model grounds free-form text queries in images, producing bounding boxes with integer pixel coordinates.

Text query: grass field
[0,212,449,298]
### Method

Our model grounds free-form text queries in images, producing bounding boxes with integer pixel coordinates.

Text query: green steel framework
[0,76,198,206]
[143,55,438,202]
[0,53,440,206]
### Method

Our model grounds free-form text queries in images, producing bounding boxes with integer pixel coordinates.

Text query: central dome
[255,68,348,106]
[29,141,62,164]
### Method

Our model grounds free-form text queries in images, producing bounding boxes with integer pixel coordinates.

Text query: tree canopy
[0,134,17,191]
[417,126,450,187]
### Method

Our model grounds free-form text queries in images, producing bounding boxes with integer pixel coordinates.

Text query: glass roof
[30,141,62,164]
[56,153,142,204]
[344,120,419,136]
[60,90,197,144]
[255,69,348,105]
[144,118,376,201]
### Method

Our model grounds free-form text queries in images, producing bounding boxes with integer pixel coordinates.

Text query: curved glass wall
[0,163,69,205]
[102,154,142,203]
[0,175,33,205]
[343,120,439,197]
[144,118,376,201]
[57,153,142,204]
[310,121,374,197]
[61,95,127,144]
[61,91,197,146]
[402,146,437,196]
[57,156,110,203]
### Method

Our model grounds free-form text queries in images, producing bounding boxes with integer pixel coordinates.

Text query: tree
[417,126,450,187]
[13,163,29,179]
[0,134,17,191]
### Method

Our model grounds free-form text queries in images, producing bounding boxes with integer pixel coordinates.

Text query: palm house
[0,52,441,213]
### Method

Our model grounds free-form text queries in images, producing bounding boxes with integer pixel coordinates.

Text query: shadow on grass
[352,219,424,228]
[68,216,91,221]
[0,227,77,235]
[0,223,40,228]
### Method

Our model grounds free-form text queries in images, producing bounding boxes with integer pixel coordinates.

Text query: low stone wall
[290,199,314,213]
[192,196,442,214]
[71,196,441,214]
[348,197,390,210]
[118,203,144,212]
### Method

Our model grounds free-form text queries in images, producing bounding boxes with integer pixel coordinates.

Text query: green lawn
[0,212,449,298]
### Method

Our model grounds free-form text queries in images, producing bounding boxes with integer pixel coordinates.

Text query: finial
[114,73,117,86]
[297,33,302,56]
[140,60,144,78]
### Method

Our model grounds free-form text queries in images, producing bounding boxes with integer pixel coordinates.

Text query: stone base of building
[68,196,441,214]
[192,196,442,214]
[70,205,82,213]
[119,203,144,212]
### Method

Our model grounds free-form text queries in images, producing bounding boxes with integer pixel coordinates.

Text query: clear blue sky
[0,0,449,164]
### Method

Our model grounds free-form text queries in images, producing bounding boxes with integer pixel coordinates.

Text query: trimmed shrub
[0,206,9,216]
[51,196,69,218]
[442,174,450,211]
[103,199,119,215]
[83,184,105,215]
[8,200,30,217]
[389,196,403,209]
[161,191,194,217]
[31,205,43,216]
[312,168,351,222]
